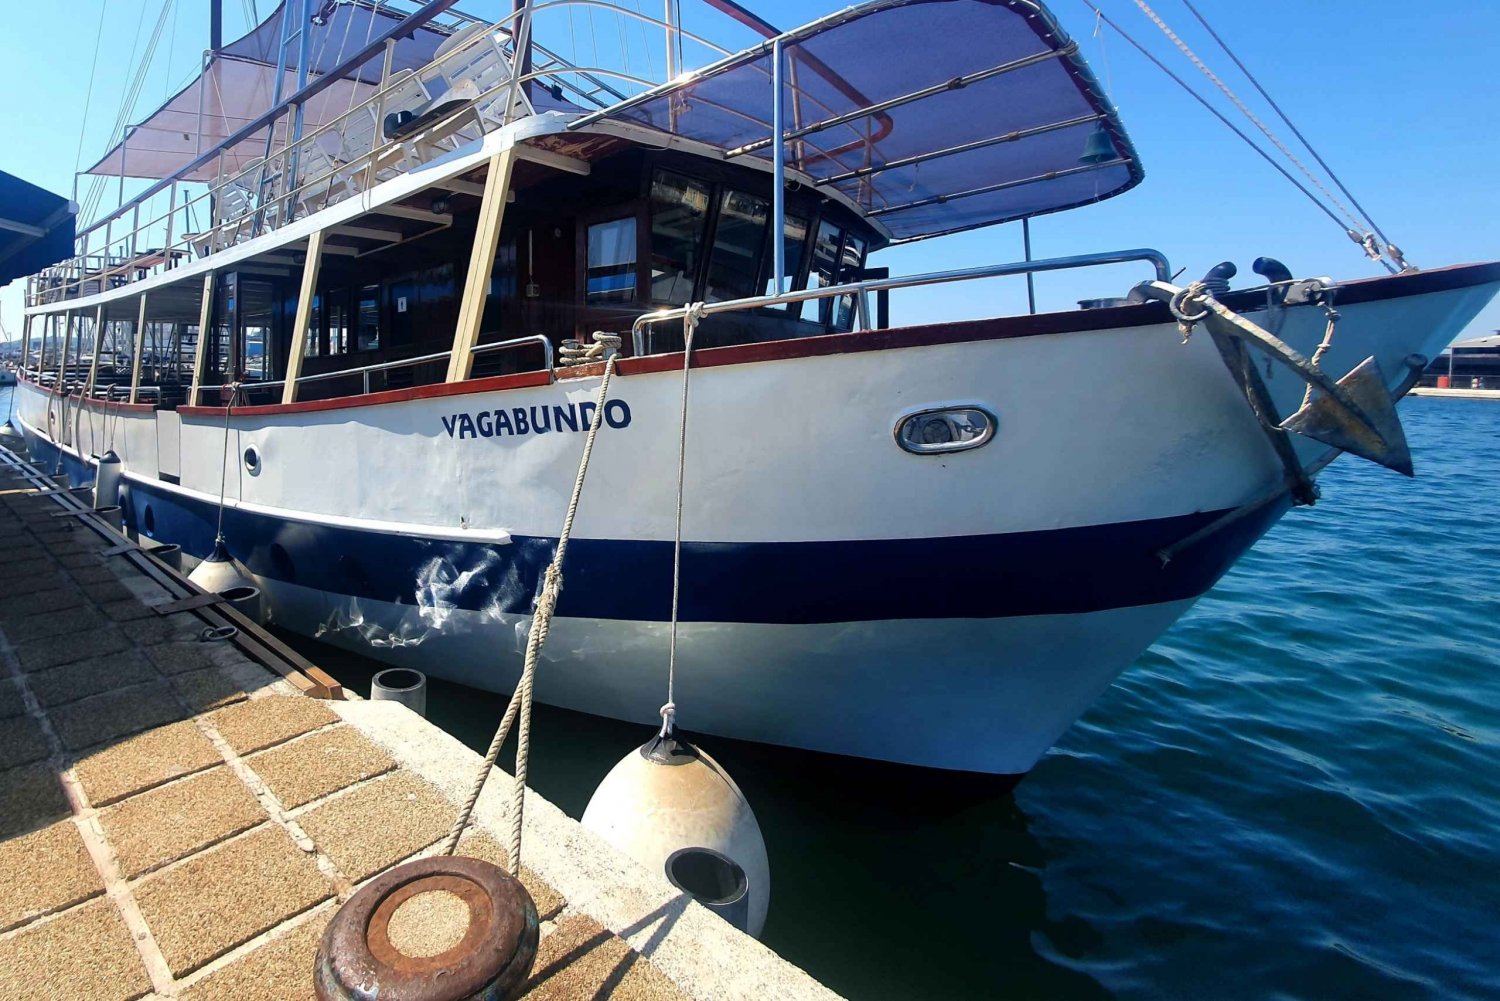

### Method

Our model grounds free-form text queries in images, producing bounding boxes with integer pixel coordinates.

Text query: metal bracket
[100,542,139,557]
[153,593,227,615]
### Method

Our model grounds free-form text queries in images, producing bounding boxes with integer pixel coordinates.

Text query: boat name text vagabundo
[440,399,632,440]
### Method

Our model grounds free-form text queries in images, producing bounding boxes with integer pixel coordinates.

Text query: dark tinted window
[649,171,711,304]
[704,189,769,303]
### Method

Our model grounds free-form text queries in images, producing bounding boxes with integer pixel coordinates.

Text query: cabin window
[327,294,350,355]
[763,213,810,311]
[833,233,868,330]
[649,171,711,304]
[585,217,638,303]
[357,285,380,351]
[704,189,769,303]
[808,220,845,326]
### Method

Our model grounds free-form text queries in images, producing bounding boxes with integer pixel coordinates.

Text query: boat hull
[16,264,1500,775]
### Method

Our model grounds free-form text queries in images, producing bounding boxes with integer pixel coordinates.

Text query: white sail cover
[85,1,451,181]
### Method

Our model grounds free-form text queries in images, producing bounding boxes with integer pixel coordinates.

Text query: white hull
[16,271,1498,775]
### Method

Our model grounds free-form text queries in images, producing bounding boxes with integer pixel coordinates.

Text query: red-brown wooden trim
[14,373,158,413]
[178,369,555,417]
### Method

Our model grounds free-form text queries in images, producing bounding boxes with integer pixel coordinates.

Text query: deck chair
[293,141,358,216]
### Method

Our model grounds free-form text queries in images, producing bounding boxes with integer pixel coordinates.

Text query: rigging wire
[1075,0,1392,268]
[82,0,174,225]
[1127,0,1394,265]
[1177,0,1397,253]
[72,1,111,202]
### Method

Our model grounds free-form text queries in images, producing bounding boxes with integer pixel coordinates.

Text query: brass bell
[1078,125,1115,165]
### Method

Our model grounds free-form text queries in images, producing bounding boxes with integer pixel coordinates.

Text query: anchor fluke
[1279,356,1413,476]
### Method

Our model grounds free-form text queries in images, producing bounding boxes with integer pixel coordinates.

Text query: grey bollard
[145,542,182,571]
[94,504,123,531]
[370,668,427,717]
[217,584,262,623]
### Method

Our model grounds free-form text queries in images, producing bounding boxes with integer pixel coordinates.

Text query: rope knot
[658,701,677,738]
[1169,281,1210,341]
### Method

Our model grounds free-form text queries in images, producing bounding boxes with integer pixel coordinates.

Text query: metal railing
[199,334,555,404]
[630,248,1174,355]
[25,0,754,309]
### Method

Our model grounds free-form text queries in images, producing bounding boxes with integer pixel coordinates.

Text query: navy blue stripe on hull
[92,463,1287,625]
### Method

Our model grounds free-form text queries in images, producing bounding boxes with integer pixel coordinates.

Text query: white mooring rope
[659,302,703,737]
[443,330,624,866]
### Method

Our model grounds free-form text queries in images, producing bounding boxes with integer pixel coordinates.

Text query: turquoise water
[9,386,1496,997]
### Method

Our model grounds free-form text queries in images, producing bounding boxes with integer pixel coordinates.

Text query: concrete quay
[0,450,838,1001]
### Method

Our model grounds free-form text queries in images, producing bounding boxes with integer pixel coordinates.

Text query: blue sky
[2,0,1497,342]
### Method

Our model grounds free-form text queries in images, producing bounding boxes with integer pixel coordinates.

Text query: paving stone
[66,563,119,585]
[144,640,221,675]
[73,719,222,807]
[133,824,333,976]
[208,696,339,754]
[520,913,689,1001]
[80,579,136,605]
[172,668,250,713]
[28,650,161,708]
[248,725,395,809]
[0,897,152,1001]
[0,586,87,620]
[101,598,156,621]
[0,820,104,932]
[0,558,67,582]
[459,832,567,922]
[99,767,267,878]
[0,677,25,720]
[0,714,50,770]
[15,627,132,673]
[0,543,47,565]
[49,683,186,751]
[0,761,71,839]
[1,604,107,643]
[178,909,330,1001]
[295,770,453,881]
[120,613,194,647]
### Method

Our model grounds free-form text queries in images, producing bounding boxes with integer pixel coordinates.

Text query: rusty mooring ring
[315,855,538,1001]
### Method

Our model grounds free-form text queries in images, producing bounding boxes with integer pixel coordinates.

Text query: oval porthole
[895,407,996,455]
[243,446,261,475]
[142,504,156,537]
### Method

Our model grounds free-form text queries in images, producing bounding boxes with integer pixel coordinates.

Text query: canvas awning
[0,172,77,288]
[85,1,452,182]
[571,0,1143,242]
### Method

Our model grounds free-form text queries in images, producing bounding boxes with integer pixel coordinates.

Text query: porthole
[244,446,261,475]
[142,504,156,537]
[894,407,997,455]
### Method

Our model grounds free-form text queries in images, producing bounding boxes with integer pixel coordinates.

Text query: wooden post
[129,294,150,404]
[446,150,514,383]
[189,273,215,405]
[282,230,324,404]
[85,306,105,400]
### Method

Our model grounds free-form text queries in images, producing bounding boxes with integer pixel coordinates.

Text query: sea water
[10,386,1494,998]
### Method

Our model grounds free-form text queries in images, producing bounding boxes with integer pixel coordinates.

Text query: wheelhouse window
[649,171,711,304]
[763,213,809,310]
[304,295,322,357]
[806,221,867,331]
[586,217,638,303]
[704,189,769,303]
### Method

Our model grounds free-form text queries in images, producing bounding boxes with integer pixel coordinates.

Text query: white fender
[581,735,770,937]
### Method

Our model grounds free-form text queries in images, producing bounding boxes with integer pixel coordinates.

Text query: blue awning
[0,171,77,288]
[569,0,1143,243]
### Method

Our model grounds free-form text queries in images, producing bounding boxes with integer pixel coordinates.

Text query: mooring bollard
[144,542,182,571]
[370,668,427,718]
[216,584,262,623]
[94,504,123,531]
[314,855,538,1001]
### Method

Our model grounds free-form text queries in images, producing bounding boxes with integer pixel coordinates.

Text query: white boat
[11,0,1499,781]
